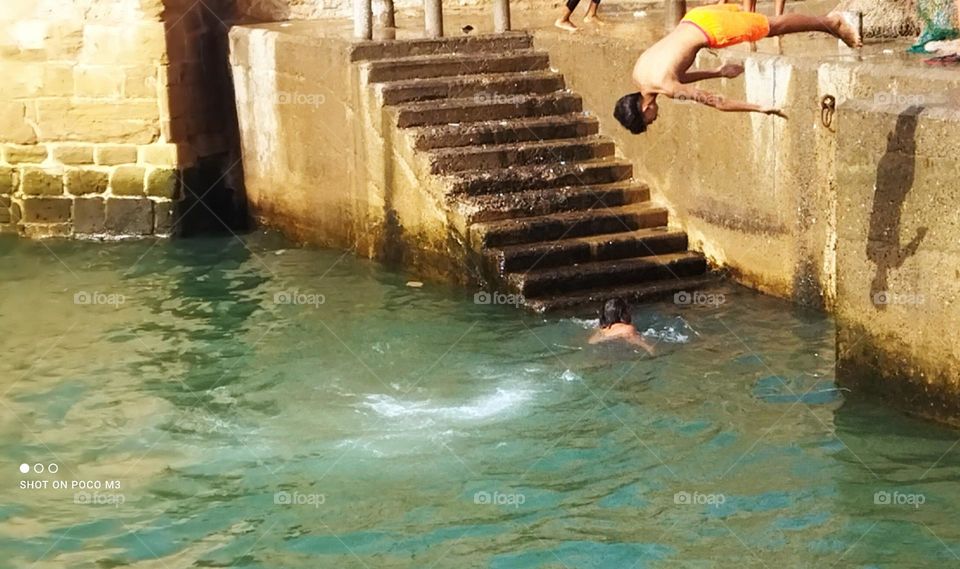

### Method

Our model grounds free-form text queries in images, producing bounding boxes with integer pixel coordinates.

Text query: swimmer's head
[599,298,632,328]
[614,92,658,134]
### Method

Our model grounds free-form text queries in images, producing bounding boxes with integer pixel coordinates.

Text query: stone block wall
[0,0,235,238]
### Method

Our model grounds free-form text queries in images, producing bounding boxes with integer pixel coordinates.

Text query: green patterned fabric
[910,0,959,52]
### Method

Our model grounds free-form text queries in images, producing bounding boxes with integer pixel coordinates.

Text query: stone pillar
[375,0,396,29]
[665,0,686,31]
[355,0,373,39]
[425,0,443,38]
[493,0,511,33]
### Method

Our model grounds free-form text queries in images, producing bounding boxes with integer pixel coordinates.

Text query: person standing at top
[555,0,603,32]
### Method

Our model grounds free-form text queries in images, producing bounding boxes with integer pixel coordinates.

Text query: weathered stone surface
[0,103,38,144]
[153,200,177,234]
[0,63,72,99]
[0,167,16,195]
[0,196,11,224]
[4,144,48,164]
[74,197,107,234]
[124,65,159,98]
[35,99,160,143]
[105,198,153,235]
[95,145,138,165]
[139,143,180,167]
[65,168,109,195]
[45,20,85,59]
[9,200,21,224]
[23,222,72,239]
[22,197,71,223]
[21,167,64,196]
[51,144,94,165]
[145,167,178,198]
[80,22,167,66]
[110,166,146,196]
[73,65,125,98]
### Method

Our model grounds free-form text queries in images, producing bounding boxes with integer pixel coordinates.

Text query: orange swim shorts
[681,5,770,48]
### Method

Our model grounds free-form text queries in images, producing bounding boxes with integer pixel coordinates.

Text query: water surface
[1,232,959,568]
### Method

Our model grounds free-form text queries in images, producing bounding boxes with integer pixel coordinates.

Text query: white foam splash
[569,317,599,330]
[642,316,698,344]
[560,369,581,382]
[363,387,534,422]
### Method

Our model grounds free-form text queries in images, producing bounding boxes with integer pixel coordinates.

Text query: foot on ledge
[828,11,863,48]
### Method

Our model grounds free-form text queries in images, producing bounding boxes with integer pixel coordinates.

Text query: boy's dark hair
[613,92,646,134]
[599,298,632,328]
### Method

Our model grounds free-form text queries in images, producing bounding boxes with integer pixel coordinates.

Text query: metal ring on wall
[821,95,836,129]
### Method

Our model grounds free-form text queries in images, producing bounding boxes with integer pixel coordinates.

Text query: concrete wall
[0,0,236,238]
[836,101,960,426]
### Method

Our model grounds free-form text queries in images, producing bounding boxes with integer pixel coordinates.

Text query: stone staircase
[352,32,712,311]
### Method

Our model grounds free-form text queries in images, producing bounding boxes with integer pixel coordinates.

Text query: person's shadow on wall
[867,105,928,310]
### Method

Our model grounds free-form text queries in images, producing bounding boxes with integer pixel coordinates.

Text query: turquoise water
[2,232,960,568]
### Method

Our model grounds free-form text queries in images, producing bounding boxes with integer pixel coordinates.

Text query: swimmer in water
[588,298,654,354]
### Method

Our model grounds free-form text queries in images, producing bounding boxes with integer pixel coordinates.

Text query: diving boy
[614,5,862,133]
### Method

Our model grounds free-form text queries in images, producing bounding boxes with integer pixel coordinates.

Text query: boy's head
[613,92,658,134]
[599,298,632,329]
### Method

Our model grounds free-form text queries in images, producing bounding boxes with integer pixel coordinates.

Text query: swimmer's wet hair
[613,92,646,134]
[599,298,632,328]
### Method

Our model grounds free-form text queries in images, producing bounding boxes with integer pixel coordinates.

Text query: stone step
[378,70,566,106]
[490,227,690,273]
[413,113,599,151]
[457,182,650,224]
[395,91,581,128]
[469,204,667,248]
[428,136,614,174]
[507,251,708,298]
[449,158,633,196]
[350,32,534,62]
[363,50,550,83]
[522,275,718,312]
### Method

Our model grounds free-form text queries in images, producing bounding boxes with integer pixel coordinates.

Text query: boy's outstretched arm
[665,83,787,117]
[679,63,744,84]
